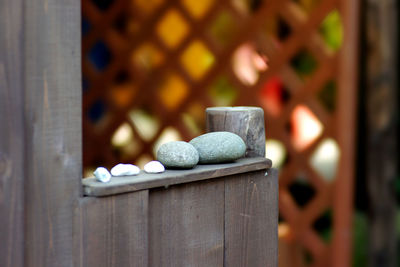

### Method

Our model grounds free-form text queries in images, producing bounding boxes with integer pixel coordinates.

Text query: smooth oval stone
[144,161,165,173]
[93,167,111,183]
[189,131,246,164]
[157,141,199,169]
[111,163,140,176]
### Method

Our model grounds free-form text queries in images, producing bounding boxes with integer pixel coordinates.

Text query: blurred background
[81,0,398,266]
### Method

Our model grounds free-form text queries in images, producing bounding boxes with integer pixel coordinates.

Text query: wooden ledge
[82,157,271,197]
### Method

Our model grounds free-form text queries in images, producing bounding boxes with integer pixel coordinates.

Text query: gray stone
[189,131,246,164]
[157,141,199,169]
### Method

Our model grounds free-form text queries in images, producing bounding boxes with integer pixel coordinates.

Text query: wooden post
[206,107,266,157]
[364,0,398,266]
[1,0,82,266]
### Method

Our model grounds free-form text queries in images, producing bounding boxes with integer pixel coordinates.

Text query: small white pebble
[111,163,140,176]
[93,167,111,183]
[144,161,165,174]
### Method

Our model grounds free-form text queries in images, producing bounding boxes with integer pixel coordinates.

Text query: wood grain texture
[83,157,271,196]
[0,0,25,266]
[23,0,82,266]
[224,169,278,267]
[206,107,266,157]
[74,191,148,267]
[363,0,398,266]
[149,179,225,267]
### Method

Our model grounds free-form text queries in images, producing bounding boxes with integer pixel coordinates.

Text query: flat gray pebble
[189,131,246,164]
[157,141,199,169]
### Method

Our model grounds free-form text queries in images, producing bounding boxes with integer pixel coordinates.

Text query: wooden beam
[82,157,271,196]
[364,0,398,266]
[0,0,25,266]
[23,0,82,266]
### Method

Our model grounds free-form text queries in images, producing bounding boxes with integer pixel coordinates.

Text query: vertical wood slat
[75,191,149,267]
[149,179,225,267]
[23,0,82,266]
[0,1,25,266]
[224,169,278,267]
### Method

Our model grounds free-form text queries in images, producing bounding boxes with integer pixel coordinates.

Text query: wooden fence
[82,0,359,266]
[80,158,278,267]
[1,2,279,263]
[0,1,281,266]
[0,0,360,265]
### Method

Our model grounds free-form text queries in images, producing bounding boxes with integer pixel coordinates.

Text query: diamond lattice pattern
[83,0,350,266]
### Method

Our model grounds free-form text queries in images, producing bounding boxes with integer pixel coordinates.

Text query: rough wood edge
[83,157,271,197]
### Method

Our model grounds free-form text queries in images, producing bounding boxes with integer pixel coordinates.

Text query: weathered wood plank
[23,0,82,266]
[74,191,148,267]
[224,169,278,267]
[83,157,271,197]
[0,1,25,266]
[149,179,224,267]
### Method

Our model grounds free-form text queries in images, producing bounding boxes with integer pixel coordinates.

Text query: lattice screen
[82,0,357,266]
